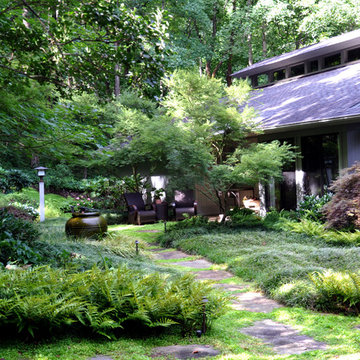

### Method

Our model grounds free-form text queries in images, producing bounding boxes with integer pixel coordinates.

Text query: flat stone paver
[137,230,161,233]
[170,259,213,269]
[239,319,327,355]
[88,356,114,360]
[193,270,233,281]
[151,345,220,359]
[153,250,190,260]
[231,292,283,313]
[212,283,249,291]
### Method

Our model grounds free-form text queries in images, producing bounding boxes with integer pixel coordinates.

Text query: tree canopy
[0,0,358,196]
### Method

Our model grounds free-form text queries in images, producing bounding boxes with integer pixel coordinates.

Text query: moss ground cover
[159,225,360,311]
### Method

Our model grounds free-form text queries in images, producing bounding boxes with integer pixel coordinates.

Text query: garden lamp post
[35,166,48,222]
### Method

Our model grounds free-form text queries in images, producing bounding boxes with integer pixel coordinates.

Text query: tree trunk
[114,41,120,97]
[248,33,253,66]
[246,0,253,66]
[205,2,218,77]
[262,23,267,58]
[226,0,237,86]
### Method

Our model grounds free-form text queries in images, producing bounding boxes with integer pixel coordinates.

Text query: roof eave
[259,114,360,135]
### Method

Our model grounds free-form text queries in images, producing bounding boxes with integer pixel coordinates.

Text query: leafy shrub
[0,209,41,265]
[262,209,298,229]
[309,270,360,313]
[0,265,229,338]
[227,207,262,227]
[323,163,360,230]
[168,216,210,230]
[0,168,33,194]
[61,194,96,213]
[46,164,85,193]
[84,174,150,210]
[297,192,333,222]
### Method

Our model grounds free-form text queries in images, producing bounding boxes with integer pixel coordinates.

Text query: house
[229,29,360,213]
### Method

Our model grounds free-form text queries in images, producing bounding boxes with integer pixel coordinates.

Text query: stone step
[231,292,283,313]
[151,345,220,359]
[239,319,327,355]
[167,259,213,269]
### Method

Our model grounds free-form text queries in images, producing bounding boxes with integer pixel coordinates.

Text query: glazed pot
[65,212,108,238]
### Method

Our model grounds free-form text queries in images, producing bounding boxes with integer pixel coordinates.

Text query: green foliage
[0,209,41,265]
[168,216,210,230]
[0,265,228,338]
[226,207,262,227]
[0,168,33,194]
[273,280,318,309]
[262,209,298,229]
[323,163,360,230]
[228,141,298,186]
[309,270,360,313]
[277,217,360,246]
[84,174,148,210]
[46,164,85,193]
[0,2,169,98]
[159,222,360,313]
[1,188,71,218]
[297,192,333,222]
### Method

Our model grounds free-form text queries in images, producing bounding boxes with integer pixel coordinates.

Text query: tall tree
[0,0,169,98]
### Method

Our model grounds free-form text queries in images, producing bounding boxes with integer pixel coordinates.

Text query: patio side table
[156,202,168,221]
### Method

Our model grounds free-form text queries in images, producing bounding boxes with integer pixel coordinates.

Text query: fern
[0,264,230,338]
[309,270,360,313]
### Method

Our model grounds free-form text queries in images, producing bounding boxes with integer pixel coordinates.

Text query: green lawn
[2,221,360,359]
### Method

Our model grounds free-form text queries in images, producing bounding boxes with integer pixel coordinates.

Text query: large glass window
[277,138,296,210]
[273,69,286,81]
[348,47,360,62]
[324,53,341,69]
[301,134,339,195]
[290,64,305,77]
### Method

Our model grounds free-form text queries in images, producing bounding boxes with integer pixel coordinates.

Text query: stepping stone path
[194,269,233,281]
[231,292,283,313]
[151,345,220,359]
[150,246,328,358]
[239,319,327,355]
[170,259,213,269]
[90,245,328,359]
[212,283,249,291]
[153,250,190,260]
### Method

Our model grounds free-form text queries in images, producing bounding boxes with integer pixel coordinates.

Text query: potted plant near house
[153,188,165,204]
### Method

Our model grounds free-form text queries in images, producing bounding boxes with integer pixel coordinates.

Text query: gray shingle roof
[232,29,360,78]
[249,62,360,130]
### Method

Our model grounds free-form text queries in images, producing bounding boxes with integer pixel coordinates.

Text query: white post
[35,166,47,222]
[39,176,45,222]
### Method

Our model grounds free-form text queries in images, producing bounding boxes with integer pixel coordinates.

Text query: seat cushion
[138,210,156,222]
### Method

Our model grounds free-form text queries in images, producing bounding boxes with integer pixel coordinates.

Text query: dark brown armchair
[124,192,157,225]
[172,190,197,221]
